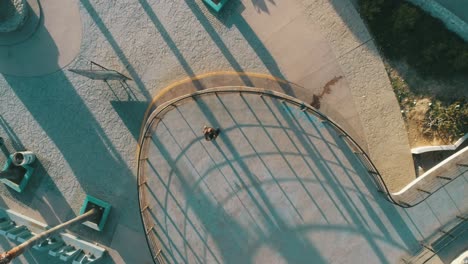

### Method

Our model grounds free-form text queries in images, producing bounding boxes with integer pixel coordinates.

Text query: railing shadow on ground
[225,93,415,257]
[139,93,332,263]
[307,117,420,252]
[266,96,419,259]
[234,97,331,223]
[145,157,227,264]
[140,89,468,263]
[258,90,466,263]
[270,93,468,261]
[147,138,258,264]
[137,89,429,263]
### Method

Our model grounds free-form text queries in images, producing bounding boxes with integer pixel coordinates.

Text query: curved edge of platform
[135,86,397,263]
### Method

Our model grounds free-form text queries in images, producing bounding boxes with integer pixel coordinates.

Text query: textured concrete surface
[0,0,432,263]
[140,91,468,263]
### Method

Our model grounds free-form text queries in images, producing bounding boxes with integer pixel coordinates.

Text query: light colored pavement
[140,90,468,263]
[0,0,445,263]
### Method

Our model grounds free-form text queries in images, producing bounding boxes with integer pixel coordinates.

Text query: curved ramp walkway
[138,87,467,264]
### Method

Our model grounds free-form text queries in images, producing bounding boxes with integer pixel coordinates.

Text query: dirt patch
[406,99,436,147]
[386,60,468,147]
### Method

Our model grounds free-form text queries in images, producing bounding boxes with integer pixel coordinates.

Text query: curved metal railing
[136,87,467,263]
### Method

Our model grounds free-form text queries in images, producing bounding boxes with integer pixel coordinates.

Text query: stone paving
[0,0,458,263]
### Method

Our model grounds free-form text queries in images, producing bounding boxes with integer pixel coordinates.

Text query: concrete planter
[203,0,229,12]
[79,195,111,231]
[0,154,34,193]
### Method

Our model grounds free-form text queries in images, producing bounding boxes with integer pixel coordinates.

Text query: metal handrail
[401,213,468,264]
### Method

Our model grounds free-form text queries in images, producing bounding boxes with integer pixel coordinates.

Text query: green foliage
[423,100,468,142]
[359,0,468,77]
[359,0,384,21]
[391,4,420,34]
[389,71,411,107]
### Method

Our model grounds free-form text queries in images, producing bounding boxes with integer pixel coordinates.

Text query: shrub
[423,100,468,142]
[359,0,384,22]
